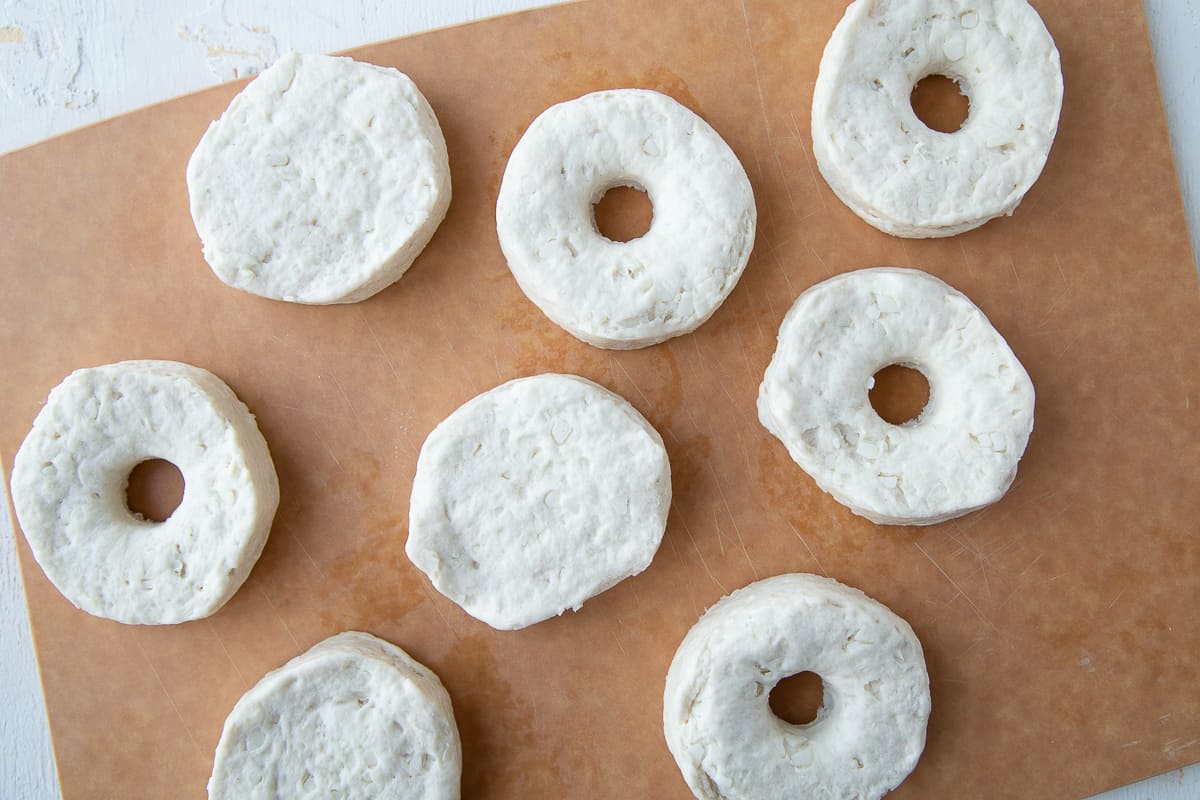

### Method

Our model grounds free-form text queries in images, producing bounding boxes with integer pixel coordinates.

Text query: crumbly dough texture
[812,0,1063,237]
[187,53,451,304]
[496,89,756,349]
[208,631,461,800]
[10,360,278,624]
[759,268,1034,525]
[407,373,671,630]
[663,573,930,800]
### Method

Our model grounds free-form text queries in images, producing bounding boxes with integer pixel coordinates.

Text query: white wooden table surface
[2,2,1197,798]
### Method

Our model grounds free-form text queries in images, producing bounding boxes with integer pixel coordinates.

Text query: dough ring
[188,53,451,304]
[496,89,756,349]
[758,268,1034,525]
[407,373,671,630]
[664,573,930,800]
[209,631,461,799]
[812,0,1063,237]
[10,360,279,624]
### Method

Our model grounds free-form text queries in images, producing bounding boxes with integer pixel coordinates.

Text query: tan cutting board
[2,0,1198,797]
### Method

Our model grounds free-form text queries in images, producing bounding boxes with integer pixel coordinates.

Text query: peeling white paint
[178,0,279,80]
[0,10,97,111]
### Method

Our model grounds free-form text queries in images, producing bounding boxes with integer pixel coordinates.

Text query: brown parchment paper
[2,1,1198,798]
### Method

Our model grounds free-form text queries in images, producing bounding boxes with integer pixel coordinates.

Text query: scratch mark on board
[682,518,727,594]
[739,0,774,147]
[1037,293,1069,328]
[132,636,205,758]
[771,249,798,298]
[257,585,300,650]
[290,531,329,585]
[1164,738,1200,760]
[323,439,347,475]
[808,243,830,272]
[419,582,458,640]
[279,404,360,425]
[612,357,652,412]
[790,111,826,204]
[205,620,248,686]
[1056,329,1086,357]
[609,624,628,656]
[360,308,400,383]
[787,520,826,575]
[322,371,351,418]
[664,532,701,618]
[707,461,759,578]
[733,324,756,381]
[914,541,1000,635]
[774,149,798,217]
[1054,252,1071,293]
[711,509,728,556]
[489,341,504,383]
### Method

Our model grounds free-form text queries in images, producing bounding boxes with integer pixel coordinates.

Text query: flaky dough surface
[812,0,1062,237]
[496,89,755,348]
[759,268,1034,525]
[664,573,930,800]
[188,53,451,304]
[407,374,670,629]
[11,360,278,624]
[209,631,461,800]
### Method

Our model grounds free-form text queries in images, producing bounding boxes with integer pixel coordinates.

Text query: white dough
[187,53,451,304]
[812,0,1063,237]
[208,631,461,800]
[10,360,278,624]
[758,268,1034,525]
[496,89,756,349]
[663,573,930,800]
[407,374,671,630]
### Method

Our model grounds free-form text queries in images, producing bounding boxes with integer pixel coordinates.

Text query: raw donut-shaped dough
[10,360,278,624]
[812,0,1063,237]
[209,631,461,800]
[663,573,930,800]
[758,268,1034,525]
[407,374,671,630]
[496,89,756,349]
[187,53,451,304]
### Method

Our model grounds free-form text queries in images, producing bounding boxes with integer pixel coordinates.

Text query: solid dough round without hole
[663,573,930,800]
[811,0,1063,237]
[406,373,671,630]
[758,267,1034,525]
[496,89,756,349]
[208,631,461,800]
[10,360,278,625]
[187,53,451,304]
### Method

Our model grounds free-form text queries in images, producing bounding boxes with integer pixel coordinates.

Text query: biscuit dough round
[407,373,671,630]
[496,89,756,349]
[187,53,451,304]
[209,631,461,800]
[758,268,1034,525]
[812,0,1063,237]
[663,573,930,800]
[10,360,278,624]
